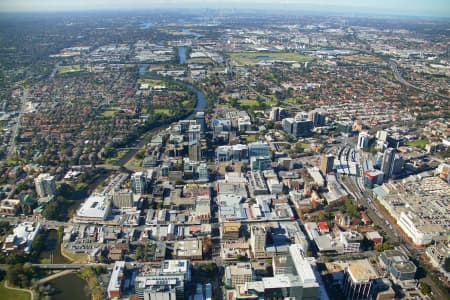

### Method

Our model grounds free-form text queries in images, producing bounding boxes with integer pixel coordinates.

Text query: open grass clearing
[228,52,310,65]
[406,139,429,150]
[101,110,116,118]
[239,99,260,107]
[57,65,82,74]
[0,281,31,300]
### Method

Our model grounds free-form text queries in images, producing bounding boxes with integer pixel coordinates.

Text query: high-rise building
[381,148,396,181]
[250,226,267,258]
[188,124,202,162]
[134,260,191,300]
[194,112,206,132]
[269,107,286,121]
[376,130,388,142]
[381,148,402,181]
[248,142,270,158]
[112,190,133,208]
[188,143,201,162]
[282,117,313,138]
[34,173,57,198]
[320,154,334,175]
[308,109,327,127]
[131,172,147,194]
[225,263,254,288]
[343,260,379,300]
[357,131,370,149]
[107,261,126,299]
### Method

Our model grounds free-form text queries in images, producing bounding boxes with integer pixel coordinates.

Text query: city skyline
[0,0,449,18]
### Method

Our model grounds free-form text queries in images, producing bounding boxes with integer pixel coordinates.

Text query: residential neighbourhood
[0,7,449,300]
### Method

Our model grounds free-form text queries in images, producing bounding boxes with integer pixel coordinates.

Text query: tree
[419,282,431,296]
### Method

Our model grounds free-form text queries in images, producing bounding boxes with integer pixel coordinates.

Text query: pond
[48,273,91,300]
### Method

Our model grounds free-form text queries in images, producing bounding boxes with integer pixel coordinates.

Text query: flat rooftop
[76,194,110,220]
[347,259,379,283]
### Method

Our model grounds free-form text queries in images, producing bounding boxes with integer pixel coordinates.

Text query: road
[7,90,28,157]
[389,60,450,100]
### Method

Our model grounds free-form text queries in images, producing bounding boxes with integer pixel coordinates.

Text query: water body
[138,64,206,119]
[139,23,152,29]
[183,84,206,120]
[48,273,91,300]
[181,28,203,38]
[40,229,70,264]
[178,46,187,64]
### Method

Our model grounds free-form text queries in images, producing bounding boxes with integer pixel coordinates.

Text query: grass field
[228,52,310,65]
[0,281,31,300]
[101,110,116,118]
[239,99,260,107]
[61,245,88,263]
[406,139,429,150]
[154,109,171,116]
[138,78,165,86]
[246,135,258,143]
[57,65,82,74]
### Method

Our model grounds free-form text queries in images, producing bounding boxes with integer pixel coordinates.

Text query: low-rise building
[173,239,203,260]
[74,194,112,223]
[3,221,41,253]
[379,250,417,281]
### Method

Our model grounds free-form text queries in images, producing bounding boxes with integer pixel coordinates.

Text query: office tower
[112,190,134,208]
[131,172,147,194]
[320,154,334,175]
[308,109,327,127]
[381,148,396,181]
[34,173,57,198]
[188,124,202,161]
[343,260,379,300]
[248,141,270,157]
[282,117,313,138]
[357,131,370,149]
[194,112,206,132]
[250,226,267,258]
[376,130,388,142]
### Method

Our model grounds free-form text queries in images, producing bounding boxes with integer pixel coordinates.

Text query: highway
[389,60,450,100]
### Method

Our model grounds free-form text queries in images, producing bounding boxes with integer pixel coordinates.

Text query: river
[115,65,206,167]
[47,273,91,300]
[138,64,206,119]
[40,229,70,264]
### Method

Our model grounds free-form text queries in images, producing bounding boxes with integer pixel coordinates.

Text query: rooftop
[347,259,379,283]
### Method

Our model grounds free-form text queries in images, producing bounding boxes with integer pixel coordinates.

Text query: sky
[0,0,449,17]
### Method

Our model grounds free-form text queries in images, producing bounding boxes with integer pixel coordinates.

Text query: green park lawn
[406,139,429,150]
[57,64,82,74]
[0,281,31,300]
[101,110,116,118]
[153,108,172,116]
[239,99,260,108]
[228,52,310,65]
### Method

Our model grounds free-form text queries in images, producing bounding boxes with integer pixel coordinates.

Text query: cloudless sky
[0,0,449,17]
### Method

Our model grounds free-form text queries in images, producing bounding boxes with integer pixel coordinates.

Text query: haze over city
[1,0,449,17]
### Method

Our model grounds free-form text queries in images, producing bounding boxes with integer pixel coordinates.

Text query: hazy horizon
[1,0,449,18]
